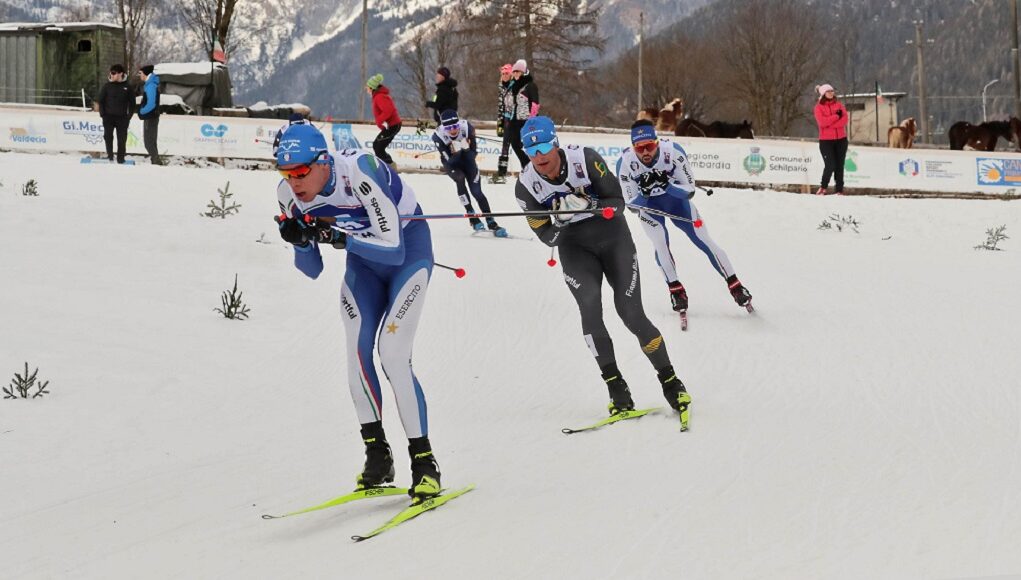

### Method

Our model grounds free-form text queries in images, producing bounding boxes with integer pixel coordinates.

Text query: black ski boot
[356,421,394,489]
[408,436,442,502]
[668,281,688,312]
[601,363,635,415]
[726,275,752,307]
[658,366,692,431]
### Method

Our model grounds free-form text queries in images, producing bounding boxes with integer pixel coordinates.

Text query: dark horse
[947,117,1021,151]
[675,117,755,139]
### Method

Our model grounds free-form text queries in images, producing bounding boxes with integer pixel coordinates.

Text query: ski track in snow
[1,152,1020,579]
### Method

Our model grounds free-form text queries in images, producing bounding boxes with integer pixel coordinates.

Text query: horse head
[738,120,755,139]
[903,117,917,138]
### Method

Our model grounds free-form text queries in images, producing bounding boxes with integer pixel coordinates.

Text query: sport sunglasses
[278,152,326,180]
[633,140,658,154]
[524,141,556,157]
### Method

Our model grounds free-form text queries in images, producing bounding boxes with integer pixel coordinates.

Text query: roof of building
[840,92,909,102]
[0,22,123,33]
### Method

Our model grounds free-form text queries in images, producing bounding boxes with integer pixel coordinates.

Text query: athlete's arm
[346,155,406,265]
[515,180,562,247]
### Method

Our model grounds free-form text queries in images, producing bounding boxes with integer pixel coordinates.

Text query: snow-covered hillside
[2,151,1020,579]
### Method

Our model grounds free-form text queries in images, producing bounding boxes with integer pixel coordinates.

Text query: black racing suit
[514,147,672,373]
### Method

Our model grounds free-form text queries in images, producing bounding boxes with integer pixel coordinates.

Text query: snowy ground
[2,151,1020,580]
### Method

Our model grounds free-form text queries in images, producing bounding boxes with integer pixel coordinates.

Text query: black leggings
[558,218,671,371]
[819,138,848,192]
[373,124,401,165]
[506,119,531,170]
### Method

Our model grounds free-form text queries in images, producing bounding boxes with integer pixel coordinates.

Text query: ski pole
[626,204,703,227]
[547,247,557,267]
[315,207,617,224]
[696,185,714,196]
[434,262,466,278]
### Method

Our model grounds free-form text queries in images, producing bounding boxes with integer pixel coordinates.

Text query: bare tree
[712,0,826,136]
[453,0,605,121]
[115,0,156,73]
[179,0,241,58]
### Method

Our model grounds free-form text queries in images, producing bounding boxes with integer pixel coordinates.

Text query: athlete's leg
[558,240,616,368]
[341,258,389,424]
[667,196,736,279]
[637,210,679,284]
[463,156,493,213]
[376,224,434,439]
[600,230,672,370]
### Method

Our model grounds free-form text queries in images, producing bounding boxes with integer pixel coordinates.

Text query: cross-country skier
[432,109,507,237]
[514,116,691,423]
[274,123,442,502]
[616,120,753,314]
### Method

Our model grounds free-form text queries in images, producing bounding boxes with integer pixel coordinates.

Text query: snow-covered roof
[155,62,229,76]
[0,22,123,33]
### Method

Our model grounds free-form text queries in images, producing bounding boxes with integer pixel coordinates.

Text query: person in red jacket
[366,74,401,167]
[813,83,849,195]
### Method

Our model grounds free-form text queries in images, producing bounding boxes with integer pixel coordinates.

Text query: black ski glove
[636,171,669,196]
[835,109,844,118]
[276,215,346,249]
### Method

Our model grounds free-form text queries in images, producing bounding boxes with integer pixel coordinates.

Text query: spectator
[504,59,540,170]
[425,66,459,123]
[494,63,514,182]
[96,64,133,164]
[813,83,848,195]
[366,73,402,168]
[137,64,162,165]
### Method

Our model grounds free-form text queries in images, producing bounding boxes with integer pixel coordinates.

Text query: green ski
[261,486,409,520]
[351,484,476,542]
[561,407,662,435]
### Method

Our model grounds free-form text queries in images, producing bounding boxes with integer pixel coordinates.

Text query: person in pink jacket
[813,84,848,195]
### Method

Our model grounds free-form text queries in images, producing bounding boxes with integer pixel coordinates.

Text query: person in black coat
[96,64,134,163]
[425,67,458,123]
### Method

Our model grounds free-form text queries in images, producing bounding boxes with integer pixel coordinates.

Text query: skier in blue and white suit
[274,123,442,501]
[616,119,753,313]
[432,109,507,236]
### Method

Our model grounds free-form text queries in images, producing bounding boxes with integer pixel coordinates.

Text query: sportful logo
[200,124,229,137]
[564,273,581,289]
[368,196,391,232]
[341,295,358,320]
[898,159,920,177]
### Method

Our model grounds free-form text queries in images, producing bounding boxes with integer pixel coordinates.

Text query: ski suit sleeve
[432,132,452,165]
[276,181,324,279]
[346,155,406,265]
[616,155,641,204]
[669,142,697,193]
[584,148,624,212]
[515,180,563,247]
[467,123,478,156]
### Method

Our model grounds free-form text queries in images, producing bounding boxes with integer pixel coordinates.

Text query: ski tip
[261,514,278,520]
[351,535,368,542]
[561,428,576,435]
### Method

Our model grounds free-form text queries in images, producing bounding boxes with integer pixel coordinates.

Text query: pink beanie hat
[816,84,835,99]
[512,59,528,73]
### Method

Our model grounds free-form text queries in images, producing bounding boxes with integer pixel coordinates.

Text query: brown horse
[947,118,1021,151]
[676,117,755,139]
[636,98,683,133]
[887,117,916,149]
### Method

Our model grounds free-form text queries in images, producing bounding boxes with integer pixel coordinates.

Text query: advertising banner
[4,106,1021,195]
